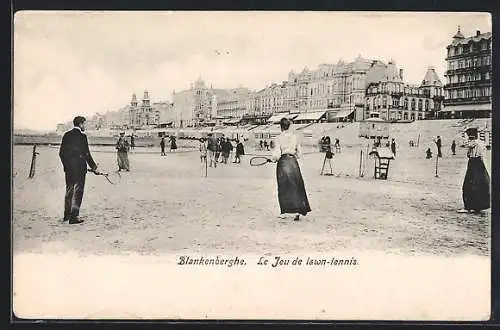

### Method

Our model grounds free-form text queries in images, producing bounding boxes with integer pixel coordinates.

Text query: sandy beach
[12,143,491,320]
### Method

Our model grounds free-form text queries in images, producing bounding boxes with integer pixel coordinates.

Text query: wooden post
[28,145,38,178]
[364,144,369,177]
[359,149,363,177]
[320,152,328,175]
[435,153,439,178]
[417,134,420,148]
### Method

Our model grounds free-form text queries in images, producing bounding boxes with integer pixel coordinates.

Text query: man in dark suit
[59,116,99,224]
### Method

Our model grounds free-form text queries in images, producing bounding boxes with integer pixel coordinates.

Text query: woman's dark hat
[465,127,478,137]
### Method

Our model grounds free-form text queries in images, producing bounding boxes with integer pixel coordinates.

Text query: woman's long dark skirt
[276,154,311,216]
[462,157,490,211]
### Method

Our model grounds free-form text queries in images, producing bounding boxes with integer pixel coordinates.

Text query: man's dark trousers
[64,170,86,220]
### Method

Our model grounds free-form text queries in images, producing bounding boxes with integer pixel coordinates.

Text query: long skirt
[463,157,490,211]
[276,154,311,215]
[117,151,130,170]
[171,141,177,150]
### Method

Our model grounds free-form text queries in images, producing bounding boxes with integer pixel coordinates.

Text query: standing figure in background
[215,137,222,163]
[426,148,433,159]
[199,138,207,163]
[59,116,99,224]
[234,140,245,164]
[130,134,135,150]
[264,140,269,151]
[435,136,442,157]
[169,135,177,152]
[270,140,275,149]
[323,136,331,152]
[271,117,311,221]
[116,132,130,171]
[460,128,490,214]
[451,140,456,156]
[390,138,397,157]
[259,140,264,150]
[222,138,233,164]
[207,133,217,168]
[160,136,166,156]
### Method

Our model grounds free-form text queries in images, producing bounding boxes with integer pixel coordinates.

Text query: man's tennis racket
[88,169,121,184]
[249,156,272,166]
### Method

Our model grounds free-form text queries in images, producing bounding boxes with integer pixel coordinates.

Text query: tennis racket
[88,169,121,184]
[249,156,272,166]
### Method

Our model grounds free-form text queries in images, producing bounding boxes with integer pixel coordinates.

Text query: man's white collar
[73,126,86,134]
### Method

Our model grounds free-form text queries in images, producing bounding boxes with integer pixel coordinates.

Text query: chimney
[399,69,404,80]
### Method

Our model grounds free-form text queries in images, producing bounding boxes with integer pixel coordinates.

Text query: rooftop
[448,28,492,47]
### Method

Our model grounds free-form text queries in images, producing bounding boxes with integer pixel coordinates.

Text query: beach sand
[12,144,491,320]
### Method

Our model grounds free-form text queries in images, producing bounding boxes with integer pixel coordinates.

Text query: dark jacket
[222,141,233,153]
[207,136,217,152]
[59,128,97,175]
[116,137,129,152]
[236,142,245,155]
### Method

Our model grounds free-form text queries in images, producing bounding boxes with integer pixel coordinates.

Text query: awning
[443,103,491,112]
[333,109,354,118]
[223,118,242,124]
[267,113,298,123]
[293,111,327,121]
[242,114,271,119]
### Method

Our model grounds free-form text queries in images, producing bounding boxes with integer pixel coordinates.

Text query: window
[411,99,416,111]
[418,99,423,111]
[425,100,429,111]
[404,98,409,109]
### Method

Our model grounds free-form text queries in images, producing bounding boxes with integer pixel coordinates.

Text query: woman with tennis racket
[251,117,311,221]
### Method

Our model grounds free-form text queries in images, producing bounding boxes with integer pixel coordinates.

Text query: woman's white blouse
[466,140,485,158]
[271,131,302,161]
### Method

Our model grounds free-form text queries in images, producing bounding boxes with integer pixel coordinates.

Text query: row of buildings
[166,27,491,128]
[57,27,492,132]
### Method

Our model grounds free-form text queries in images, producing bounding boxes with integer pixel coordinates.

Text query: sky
[13,11,491,131]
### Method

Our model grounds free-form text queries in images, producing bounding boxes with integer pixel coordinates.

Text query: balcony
[445,48,491,60]
[443,96,491,105]
[443,80,491,89]
[445,65,491,76]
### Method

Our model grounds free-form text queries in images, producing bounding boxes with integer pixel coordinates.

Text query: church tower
[141,90,153,125]
[129,93,139,127]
